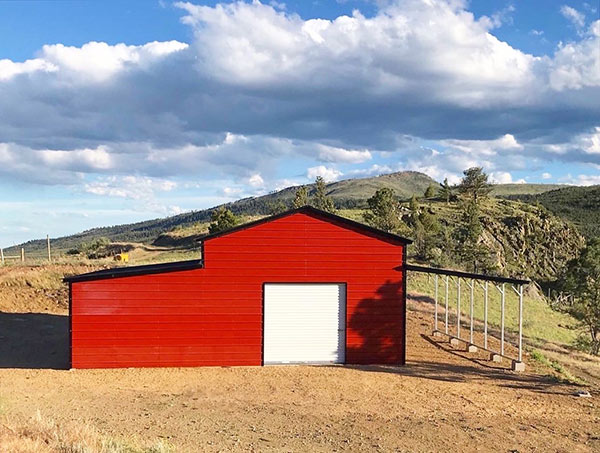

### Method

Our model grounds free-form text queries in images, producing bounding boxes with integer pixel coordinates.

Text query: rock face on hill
[413,198,584,281]
[506,185,600,240]
[477,200,585,281]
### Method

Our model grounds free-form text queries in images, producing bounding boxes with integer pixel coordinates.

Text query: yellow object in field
[115,253,129,262]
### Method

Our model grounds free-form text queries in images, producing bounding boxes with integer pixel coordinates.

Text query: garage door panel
[263,283,345,364]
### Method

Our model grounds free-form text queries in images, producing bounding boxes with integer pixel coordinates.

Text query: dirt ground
[0,300,597,452]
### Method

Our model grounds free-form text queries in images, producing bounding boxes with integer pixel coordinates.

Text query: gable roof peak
[200,205,412,244]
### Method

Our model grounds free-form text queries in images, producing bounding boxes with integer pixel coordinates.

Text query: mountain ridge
[5,171,582,255]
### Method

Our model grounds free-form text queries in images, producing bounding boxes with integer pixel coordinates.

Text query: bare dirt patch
[0,299,598,452]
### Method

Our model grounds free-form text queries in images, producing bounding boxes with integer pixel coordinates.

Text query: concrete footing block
[467,344,478,353]
[511,360,525,372]
[449,338,461,347]
[432,330,443,338]
[490,353,502,363]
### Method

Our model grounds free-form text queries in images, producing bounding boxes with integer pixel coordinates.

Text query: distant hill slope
[7,171,436,255]
[491,183,567,197]
[234,171,437,208]
[325,171,437,201]
[6,171,583,258]
[507,185,600,239]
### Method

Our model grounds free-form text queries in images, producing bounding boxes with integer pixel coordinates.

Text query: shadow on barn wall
[0,312,69,369]
[347,280,404,364]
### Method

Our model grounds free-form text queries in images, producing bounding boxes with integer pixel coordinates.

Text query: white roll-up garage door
[263,283,346,364]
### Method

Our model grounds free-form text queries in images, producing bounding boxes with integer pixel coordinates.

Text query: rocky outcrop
[479,200,584,281]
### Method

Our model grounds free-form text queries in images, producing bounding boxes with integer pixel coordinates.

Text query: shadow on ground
[334,332,573,395]
[0,312,69,369]
[407,293,435,305]
[339,361,570,395]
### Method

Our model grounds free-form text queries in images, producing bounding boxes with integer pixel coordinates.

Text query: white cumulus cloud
[489,171,525,184]
[40,40,188,82]
[306,165,343,181]
[0,0,597,193]
[248,173,265,187]
[0,58,57,81]
[316,144,372,163]
[84,175,177,199]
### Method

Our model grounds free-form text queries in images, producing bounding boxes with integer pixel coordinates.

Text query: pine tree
[313,176,336,213]
[208,207,239,234]
[424,184,437,199]
[408,195,419,226]
[558,239,600,355]
[363,188,401,232]
[457,167,492,204]
[430,224,454,268]
[292,186,309,208]
[413,209,441,260]
[454,200,495,272]
[438,178,454,204]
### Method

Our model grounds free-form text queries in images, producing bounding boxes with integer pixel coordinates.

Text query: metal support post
[484,281,488,350]
[500,283,505,355]
[511,284,525,363]
[434,275,439,332]
[47,235,51,262]
[469,279,474,344]
[445,276,449,334]
[518,285,523,362]
[456,278,461,339]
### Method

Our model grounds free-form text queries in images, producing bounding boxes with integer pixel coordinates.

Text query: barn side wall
[71,212,405,368]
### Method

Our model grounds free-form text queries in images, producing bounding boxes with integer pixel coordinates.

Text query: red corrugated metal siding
[71,212,405,368]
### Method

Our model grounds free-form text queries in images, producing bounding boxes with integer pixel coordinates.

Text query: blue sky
[0,0,598,247]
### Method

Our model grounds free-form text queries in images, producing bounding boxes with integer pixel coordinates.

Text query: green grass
[336,208,366,222]
[408,273,579,347]
[491,183,566,197]
[529,350,584,385]
[135,249,202,264]
[165,221,210,237]
[327,171,435,201]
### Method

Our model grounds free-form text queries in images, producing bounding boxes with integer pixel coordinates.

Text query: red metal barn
[66,206,411,368]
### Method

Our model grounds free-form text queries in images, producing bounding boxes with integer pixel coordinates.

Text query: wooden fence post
[0,248,4,265]
[21,247,24,263]
[47,235,51,262]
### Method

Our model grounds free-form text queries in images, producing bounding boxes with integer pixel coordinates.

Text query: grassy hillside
[325,171,436,202]
[491,183,567,196]
[506,185,600,239]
